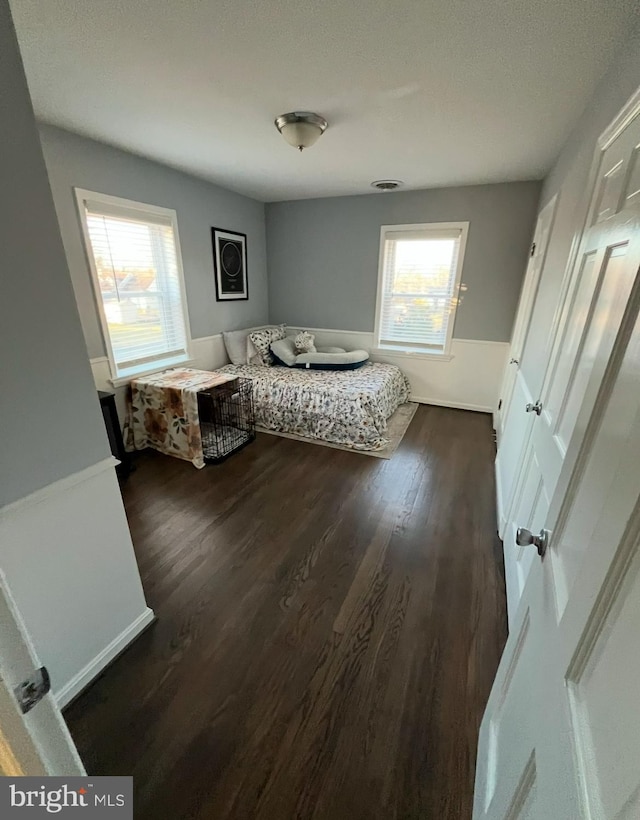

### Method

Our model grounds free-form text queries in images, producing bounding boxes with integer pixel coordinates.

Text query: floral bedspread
[218,362,410,451]
[128,368,237,468]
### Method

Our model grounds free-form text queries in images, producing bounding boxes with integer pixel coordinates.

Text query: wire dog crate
[197,377,255,463]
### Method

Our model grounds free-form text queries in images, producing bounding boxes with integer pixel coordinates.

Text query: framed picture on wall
[211,227,248,301]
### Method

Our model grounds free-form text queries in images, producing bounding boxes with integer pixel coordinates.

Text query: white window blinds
[377,226,465,353]
[77,191,191,380]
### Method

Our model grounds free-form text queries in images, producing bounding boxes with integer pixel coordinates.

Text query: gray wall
[521,21,640,397]
[266,181,541,342]
[39,125,269,360]
[0,1,111,507]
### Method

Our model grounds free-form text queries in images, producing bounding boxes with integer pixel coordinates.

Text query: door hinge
[14,667,50,714]
[530,242,536,257]
[498,399,502,410]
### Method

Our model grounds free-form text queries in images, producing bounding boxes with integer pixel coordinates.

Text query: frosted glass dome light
[275,112,328,151]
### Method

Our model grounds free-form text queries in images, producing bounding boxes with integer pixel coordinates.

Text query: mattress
[218,361,410,450]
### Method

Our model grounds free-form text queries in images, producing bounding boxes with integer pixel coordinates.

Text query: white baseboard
[56,607,156,708]
[0,461,152,711]
[411,396,493,413]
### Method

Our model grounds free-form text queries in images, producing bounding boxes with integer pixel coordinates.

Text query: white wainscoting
[0,459,154,707]
[90,334,229,425]
[191,333,229,372]
[291,327,509,413]
[91,329,509,420]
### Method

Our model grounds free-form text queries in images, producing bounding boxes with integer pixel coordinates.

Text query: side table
[98,391,132,479]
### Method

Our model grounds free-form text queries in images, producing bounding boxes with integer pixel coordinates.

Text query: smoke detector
[371,179,404,192]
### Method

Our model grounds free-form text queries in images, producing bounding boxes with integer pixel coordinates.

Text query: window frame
[373,221,469,359]
[75,188,194,386]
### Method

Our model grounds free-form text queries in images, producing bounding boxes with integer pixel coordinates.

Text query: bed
[218,361,410,451]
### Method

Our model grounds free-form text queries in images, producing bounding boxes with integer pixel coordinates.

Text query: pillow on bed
[249,324,286,366]
[294,330,316,353]
[223,325,270,365]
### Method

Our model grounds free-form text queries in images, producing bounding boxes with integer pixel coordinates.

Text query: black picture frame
[212,227,249,301]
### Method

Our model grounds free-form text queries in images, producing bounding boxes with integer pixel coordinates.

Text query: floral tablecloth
[128,368,237,468]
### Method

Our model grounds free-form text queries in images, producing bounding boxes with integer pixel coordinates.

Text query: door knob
[516,527,549,557]
[525,400,543,415]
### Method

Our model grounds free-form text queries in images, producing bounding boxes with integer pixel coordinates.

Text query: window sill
[109,355,196,388]
[371,347,454,362]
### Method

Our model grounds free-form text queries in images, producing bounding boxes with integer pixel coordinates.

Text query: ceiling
[9,0,640,202]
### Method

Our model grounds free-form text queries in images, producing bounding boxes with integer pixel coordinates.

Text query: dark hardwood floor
[64,405,507,819]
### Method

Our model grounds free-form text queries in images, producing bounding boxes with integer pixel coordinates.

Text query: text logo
[0,777,132,818]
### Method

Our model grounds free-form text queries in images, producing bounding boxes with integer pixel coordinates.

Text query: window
[374,222,468,356]
[76,190,192,383]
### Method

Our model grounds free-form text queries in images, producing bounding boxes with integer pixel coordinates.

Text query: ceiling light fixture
[371,180,404,191]
[275,112,328,151]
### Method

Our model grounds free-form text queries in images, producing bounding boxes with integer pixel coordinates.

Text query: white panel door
[495,198,557,535]
[501,444,550,627]
[474,92,640,820]
[500,103,640,624]
[496,195,557,442]
[0,570,84,775]
[495,370,535,538]
[475,255,640,819]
